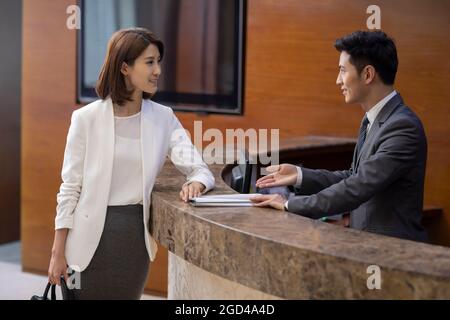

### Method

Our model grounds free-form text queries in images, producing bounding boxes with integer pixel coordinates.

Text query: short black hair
[335,31,398,85]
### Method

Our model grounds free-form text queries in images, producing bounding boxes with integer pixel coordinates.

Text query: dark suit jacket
[288,94,428,242]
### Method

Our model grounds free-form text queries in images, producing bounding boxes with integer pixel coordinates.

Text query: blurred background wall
[0,0,22,244]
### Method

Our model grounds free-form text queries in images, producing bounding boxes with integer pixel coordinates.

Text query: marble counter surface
[150,136,450,299]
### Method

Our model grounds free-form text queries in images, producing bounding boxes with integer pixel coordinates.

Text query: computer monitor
[229,148,253,193]
[230,162,252,194]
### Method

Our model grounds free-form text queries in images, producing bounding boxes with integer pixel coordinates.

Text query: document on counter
[189,193,262,207]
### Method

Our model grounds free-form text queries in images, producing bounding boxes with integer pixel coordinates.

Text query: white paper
[190,202,255,207]
[189,193,261,206]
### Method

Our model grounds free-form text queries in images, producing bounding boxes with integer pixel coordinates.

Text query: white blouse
[107,112,143,206]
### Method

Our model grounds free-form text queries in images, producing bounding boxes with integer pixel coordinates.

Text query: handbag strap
[60,276,75,300]
[42,282,51,299]
[40,277,75,300]
[51,284,56,300]
[42,282,56,300]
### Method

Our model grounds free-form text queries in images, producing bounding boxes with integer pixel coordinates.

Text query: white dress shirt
[366,90,397,133]
[285,90,397,211]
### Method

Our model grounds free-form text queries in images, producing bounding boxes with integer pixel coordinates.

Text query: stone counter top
[150,136,450,299]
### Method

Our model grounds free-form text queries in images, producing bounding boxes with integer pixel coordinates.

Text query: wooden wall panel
[22,0,77,272]
[22,0,450,298]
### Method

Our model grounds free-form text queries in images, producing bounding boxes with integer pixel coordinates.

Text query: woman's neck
[113,91,143,116]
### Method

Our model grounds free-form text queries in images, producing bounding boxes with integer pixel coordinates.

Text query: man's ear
[363,65,376,84]
[120,62,129,76]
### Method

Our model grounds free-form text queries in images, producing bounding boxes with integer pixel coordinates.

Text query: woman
[47,28,214,299]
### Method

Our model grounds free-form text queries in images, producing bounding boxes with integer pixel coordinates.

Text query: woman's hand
[255,164,298,188]
[180,181,206,202]
[48,252,69,286]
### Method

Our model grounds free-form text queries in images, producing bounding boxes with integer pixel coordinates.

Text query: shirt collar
[366,90,397,127]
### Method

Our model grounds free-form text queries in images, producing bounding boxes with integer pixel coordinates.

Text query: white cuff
[284,200,289,211]
[295,166,303,187]
[183,177,213,194]
[55,216,73,230]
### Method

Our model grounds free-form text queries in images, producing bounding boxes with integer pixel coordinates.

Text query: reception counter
[150,136,450,299]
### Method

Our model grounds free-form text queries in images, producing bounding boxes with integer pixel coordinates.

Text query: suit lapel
[351,140,358,172]
[99,98,115,198]
[354,94,403,170]
[141,100,156,204]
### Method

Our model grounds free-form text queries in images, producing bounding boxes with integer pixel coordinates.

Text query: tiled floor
[0,241,164,300]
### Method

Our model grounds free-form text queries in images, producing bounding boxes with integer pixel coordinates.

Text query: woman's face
[121,44,161,95]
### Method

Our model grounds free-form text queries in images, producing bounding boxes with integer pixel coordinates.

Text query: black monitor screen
[78,0,246,114]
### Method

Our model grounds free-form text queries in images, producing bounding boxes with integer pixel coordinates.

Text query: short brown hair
[96,28,164,106]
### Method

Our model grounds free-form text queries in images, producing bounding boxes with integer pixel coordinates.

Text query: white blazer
[55,98,214,272]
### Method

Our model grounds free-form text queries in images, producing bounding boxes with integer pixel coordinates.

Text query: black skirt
[69,204,150,300]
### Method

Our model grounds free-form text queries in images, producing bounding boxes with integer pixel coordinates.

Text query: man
[251,31,428,242]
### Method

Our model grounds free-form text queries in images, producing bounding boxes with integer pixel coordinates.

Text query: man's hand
[255,164,298,188]
[180,181,206,202]
[250,194,287,211]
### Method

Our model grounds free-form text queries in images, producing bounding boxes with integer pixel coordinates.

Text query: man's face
[336,51,367,104]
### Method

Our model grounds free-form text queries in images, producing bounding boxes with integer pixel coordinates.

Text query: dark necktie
[356,115,370,158]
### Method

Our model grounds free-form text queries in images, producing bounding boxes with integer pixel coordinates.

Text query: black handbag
[31,277,75,300]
